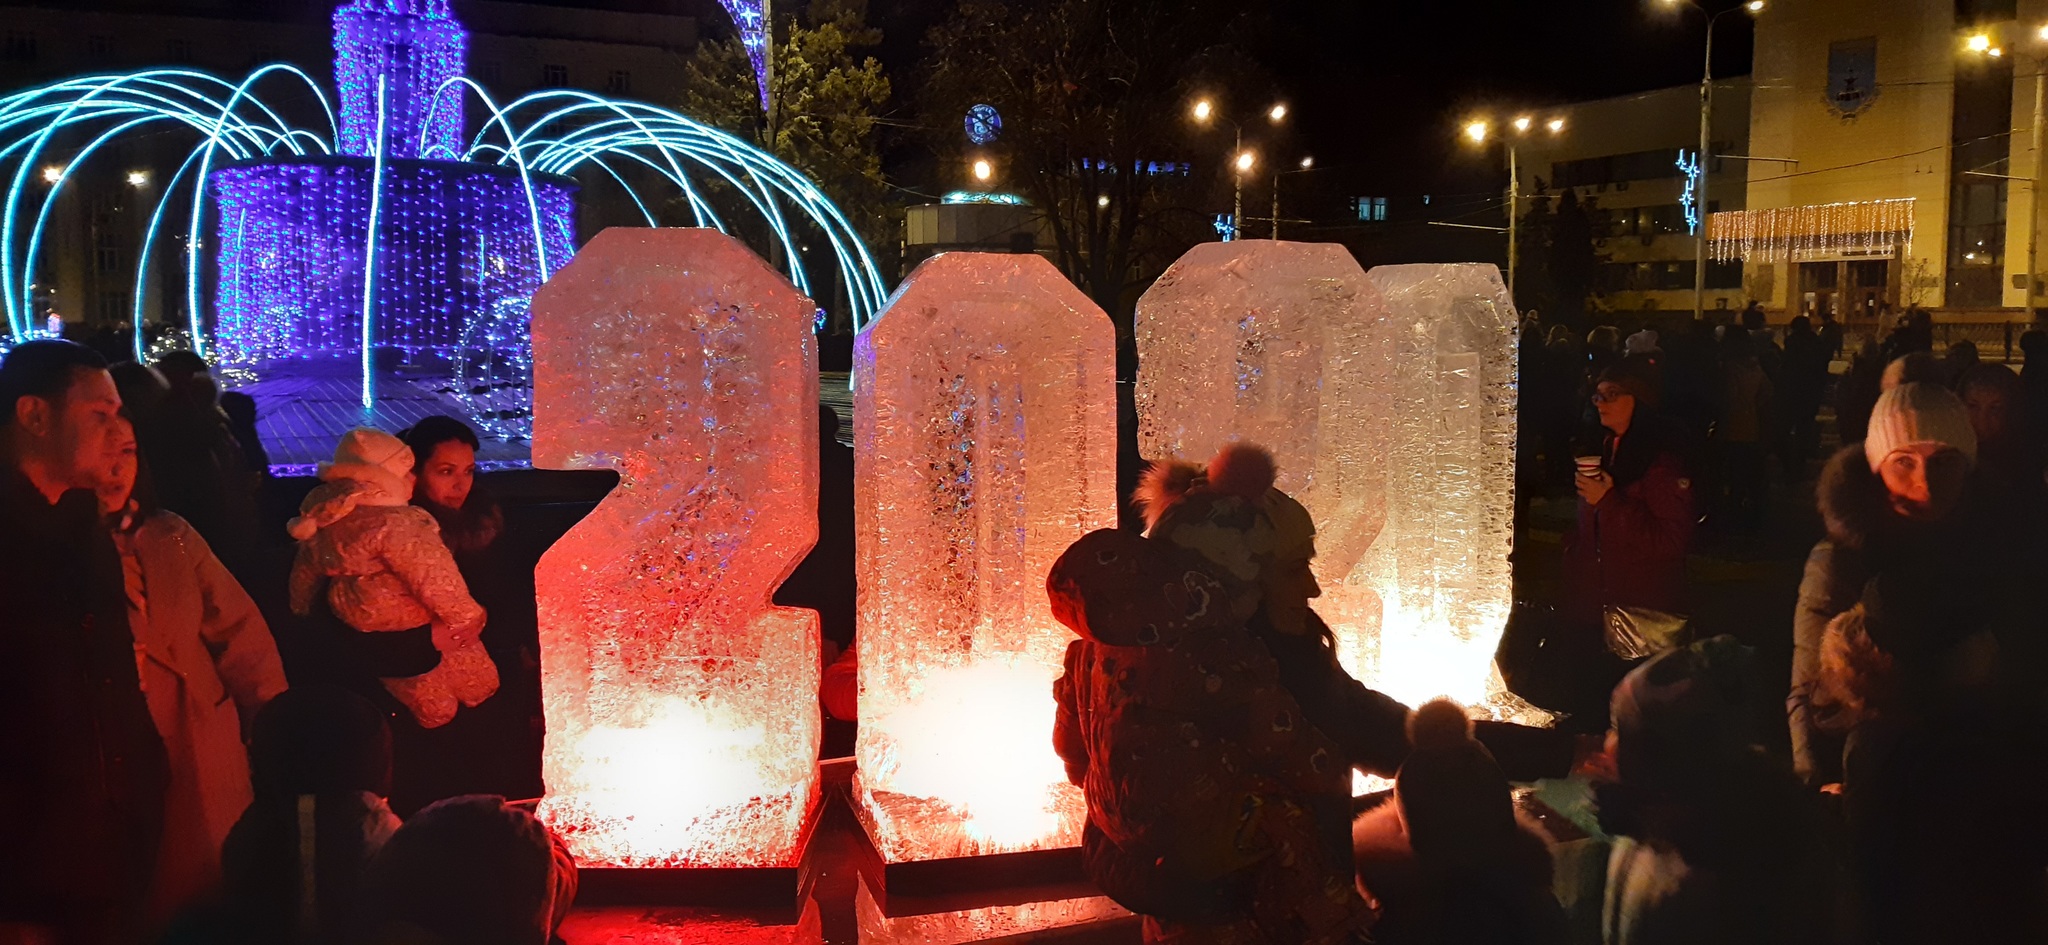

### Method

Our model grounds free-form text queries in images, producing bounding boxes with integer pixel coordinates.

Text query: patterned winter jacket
[288,473,484,636]
[1050,528,1382,936]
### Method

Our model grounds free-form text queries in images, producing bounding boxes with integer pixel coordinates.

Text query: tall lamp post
[1273,156,1315,239]
[1964,26,2048,320]
[1193,98,1288,240]
[1663,0,1764,322]
[1462,114,1565,300]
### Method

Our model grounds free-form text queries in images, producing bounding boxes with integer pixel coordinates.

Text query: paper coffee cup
[1574,456,1602,475]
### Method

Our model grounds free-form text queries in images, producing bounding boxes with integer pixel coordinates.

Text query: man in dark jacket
[0,340,169,944]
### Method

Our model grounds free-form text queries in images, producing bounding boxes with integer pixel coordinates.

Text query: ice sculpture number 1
[854,253,1117,863]
[531,228,823,868]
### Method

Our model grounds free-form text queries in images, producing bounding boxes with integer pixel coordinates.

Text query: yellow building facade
[1730,0,2048,320]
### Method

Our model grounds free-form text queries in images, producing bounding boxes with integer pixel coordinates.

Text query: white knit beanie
[1864,382,1977,471]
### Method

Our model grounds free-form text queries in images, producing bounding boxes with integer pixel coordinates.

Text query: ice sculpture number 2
[530,228,824,869]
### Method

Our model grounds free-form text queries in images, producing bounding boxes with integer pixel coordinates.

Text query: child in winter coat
[1351,699,1568,945]
[1051,444,1382,945]
[289,428,496,728]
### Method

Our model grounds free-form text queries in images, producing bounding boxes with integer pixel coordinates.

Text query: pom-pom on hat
[1863,382,1977,472]
[1394,698,1514,864]
[1134,443,1316,604]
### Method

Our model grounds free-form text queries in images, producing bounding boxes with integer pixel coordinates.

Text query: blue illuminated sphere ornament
[965,104,1002,145]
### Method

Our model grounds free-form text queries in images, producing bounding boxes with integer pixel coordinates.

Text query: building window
[1707,259,1744,290]
[86,35,113,59]
[477,59,502,86]
[605,70,631,95]
[541,63,568,87]
[3,31,37,62]
[96,291,129,325]
[1356,197,1387,222]
[165,39,194,64]
[95,234,123,276]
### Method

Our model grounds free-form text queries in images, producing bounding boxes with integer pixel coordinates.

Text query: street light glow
[1192,99,1214,123]
[126,170,148,187]
[1269,103,1288,122]
[1512,116,1532,133]
[1234,151,1256,173]
[40,165,61,184]
[1547,117,1567,133]
[1992,46,2006,57]
[1097,194,1109,208]
[1464,120,1489,143]
[972,159,993,182]
[1745,0,1763,12]
[2039,22,2048,41]
[1300,156,1315,169]
[1968,33,1993,53]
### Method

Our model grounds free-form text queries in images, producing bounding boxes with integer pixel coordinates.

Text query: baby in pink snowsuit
[289,428,497,728]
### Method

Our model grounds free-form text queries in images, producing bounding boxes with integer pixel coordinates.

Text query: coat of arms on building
[1826,37,1880,119]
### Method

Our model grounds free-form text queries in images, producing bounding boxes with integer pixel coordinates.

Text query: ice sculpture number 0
[853,253,1118,863]
[531,228,823,869]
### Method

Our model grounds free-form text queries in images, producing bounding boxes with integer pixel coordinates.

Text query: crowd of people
[0,340,566,945]
[7,294,2048,945]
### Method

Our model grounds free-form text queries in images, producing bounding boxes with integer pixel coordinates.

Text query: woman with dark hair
[391,416,542,812]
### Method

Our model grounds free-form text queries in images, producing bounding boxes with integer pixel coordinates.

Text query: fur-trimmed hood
[1814,444,2006,555]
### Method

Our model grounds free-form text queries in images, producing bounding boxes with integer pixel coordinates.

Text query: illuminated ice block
[531,228,822,868]
[1358,263,1521,715]
[854,253,1116,862]
[1136,243,1526,717]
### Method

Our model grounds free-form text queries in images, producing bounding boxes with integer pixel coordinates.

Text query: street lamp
[126,170,148,187]
[1460,114,1565,299]
[1660,0,1765,322]
[1967,23,2048,319]
[972,158,993,183]
[1192,96,1289,240]
[1271,155,1317,239]
[40,165,61,184]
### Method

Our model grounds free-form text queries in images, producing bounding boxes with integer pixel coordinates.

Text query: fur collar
[1815,446,1891,551]
[1816,444,2012,559]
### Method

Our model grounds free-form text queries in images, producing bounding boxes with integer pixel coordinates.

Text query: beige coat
[119,510,287,918]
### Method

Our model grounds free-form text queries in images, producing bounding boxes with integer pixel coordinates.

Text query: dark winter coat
[1049,529,1403,934]
[1593,750,1845,945]
[1563,413,1697,621]
[1789,446,2040,785]
[0,469,170,935]
[1351,804,1569,945]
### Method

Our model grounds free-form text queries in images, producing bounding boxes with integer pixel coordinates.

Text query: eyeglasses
[1592,388,1633,405]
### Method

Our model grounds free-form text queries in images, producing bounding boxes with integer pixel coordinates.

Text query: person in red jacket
[1564,357,1697,623]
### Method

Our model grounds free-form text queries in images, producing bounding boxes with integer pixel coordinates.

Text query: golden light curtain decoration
[1707,198,1915,262]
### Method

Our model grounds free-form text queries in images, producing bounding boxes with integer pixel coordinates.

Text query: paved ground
[237,364,532,472]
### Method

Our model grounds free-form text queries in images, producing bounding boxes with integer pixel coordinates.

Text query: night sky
[531,0,1762,225]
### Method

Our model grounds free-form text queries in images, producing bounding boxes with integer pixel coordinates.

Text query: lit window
[1357,197,1388,222]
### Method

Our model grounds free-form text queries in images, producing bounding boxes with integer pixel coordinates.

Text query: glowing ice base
[532,228,822,868]
[853,253,1117,862]
[1138,244,1541,723]
[856,882,1129,945]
